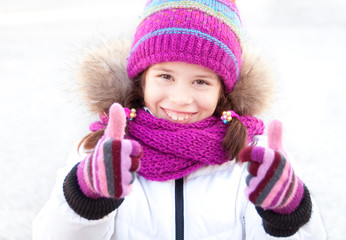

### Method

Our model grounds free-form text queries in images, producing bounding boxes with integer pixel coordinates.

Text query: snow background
[0,0,345,239]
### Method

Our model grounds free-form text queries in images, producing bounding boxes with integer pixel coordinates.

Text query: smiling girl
[33,1,326,239]
[144,62,221,124]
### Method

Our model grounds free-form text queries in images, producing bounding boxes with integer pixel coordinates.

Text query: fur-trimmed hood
[75,39,275,116]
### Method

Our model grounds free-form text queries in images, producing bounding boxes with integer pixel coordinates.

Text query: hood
[74,39,275,116]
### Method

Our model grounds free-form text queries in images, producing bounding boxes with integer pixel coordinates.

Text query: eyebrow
[151,66,219,80]
[150,67,174,73]
[194,74,218,79]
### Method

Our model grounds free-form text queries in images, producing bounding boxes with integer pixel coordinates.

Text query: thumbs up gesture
[239,120,304,214]
[77,103,142,199]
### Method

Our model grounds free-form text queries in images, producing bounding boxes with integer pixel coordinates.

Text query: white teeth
[165,109,191,121]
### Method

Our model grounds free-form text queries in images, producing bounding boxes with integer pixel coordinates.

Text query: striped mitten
[77,103,142,199]
[239,120,304,214]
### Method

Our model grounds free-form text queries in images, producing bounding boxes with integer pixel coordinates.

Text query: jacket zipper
[241,215,246,240]
[175,178,184,240]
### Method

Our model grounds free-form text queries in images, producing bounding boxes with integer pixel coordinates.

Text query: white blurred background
[1,0,345,239]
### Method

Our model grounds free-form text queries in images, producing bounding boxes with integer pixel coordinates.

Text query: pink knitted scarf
[90,108,264,181]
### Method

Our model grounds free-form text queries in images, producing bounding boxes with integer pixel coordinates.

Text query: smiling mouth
[162,108,194,122]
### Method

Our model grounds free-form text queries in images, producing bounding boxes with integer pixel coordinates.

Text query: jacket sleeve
[32,146,121,240]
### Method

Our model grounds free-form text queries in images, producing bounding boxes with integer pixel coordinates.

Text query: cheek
[198,91,220,112]
[143,88,154,107]
[206,99,219,115]
[143,83,163,108]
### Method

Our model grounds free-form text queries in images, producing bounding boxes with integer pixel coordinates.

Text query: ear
[75,39,132,114]
[229,44,276,116]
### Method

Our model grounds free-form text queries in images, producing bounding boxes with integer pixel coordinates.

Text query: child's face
[143,62,221,124]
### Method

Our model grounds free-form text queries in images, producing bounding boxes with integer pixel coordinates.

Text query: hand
[77,103,142,199]
[239,120,304,214]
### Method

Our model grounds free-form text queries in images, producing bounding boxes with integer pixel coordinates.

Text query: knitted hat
[127,0,243,92]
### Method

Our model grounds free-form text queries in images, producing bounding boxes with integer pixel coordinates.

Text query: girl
[33,0,326,239]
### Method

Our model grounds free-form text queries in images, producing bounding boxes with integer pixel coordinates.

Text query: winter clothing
[77,104,142,199]
[239,120,304,215]
[86,103,264,182]
[32,22,326,238]
[128,108,230,181]
[241,147,304,215]
[127,0,243,92]
[93,107,263,181]
[33,136,326,240]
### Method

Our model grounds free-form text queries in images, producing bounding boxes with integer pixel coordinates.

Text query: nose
[169,83,193,106]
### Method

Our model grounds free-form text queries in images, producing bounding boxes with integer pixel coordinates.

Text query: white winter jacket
[33,137,326,240]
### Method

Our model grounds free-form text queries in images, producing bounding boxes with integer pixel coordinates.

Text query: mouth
[162,108,195,123]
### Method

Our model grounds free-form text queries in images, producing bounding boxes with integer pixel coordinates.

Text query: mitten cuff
[63,163,124,220]
[255,185,312,237]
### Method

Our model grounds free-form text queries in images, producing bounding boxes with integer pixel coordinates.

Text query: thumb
[267,119,286,155]
[104,103,127,140]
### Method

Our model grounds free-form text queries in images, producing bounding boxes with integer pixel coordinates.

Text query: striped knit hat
[127,0,243,92]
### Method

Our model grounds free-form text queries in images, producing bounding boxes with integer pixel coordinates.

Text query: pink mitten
[239,120,304,214]
[77,103,142,199]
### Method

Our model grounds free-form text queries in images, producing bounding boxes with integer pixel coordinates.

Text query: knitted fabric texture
[90,108,264,181]
[240,146,304,214]
[256,185,312,237]
[77,138,141,199]
[79,103,143,199]
[64,163,124,220]
[126,109,263,181]
[127,0,243,92]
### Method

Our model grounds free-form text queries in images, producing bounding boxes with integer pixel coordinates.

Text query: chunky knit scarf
[90,109,264,181]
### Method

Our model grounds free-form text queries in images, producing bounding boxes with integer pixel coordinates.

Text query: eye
[194,79,209,86]
[159,74,173,80]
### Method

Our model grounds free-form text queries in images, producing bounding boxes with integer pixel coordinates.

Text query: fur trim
[230,45,276,116]
[75,40,275,116]
[75,40,132,114]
